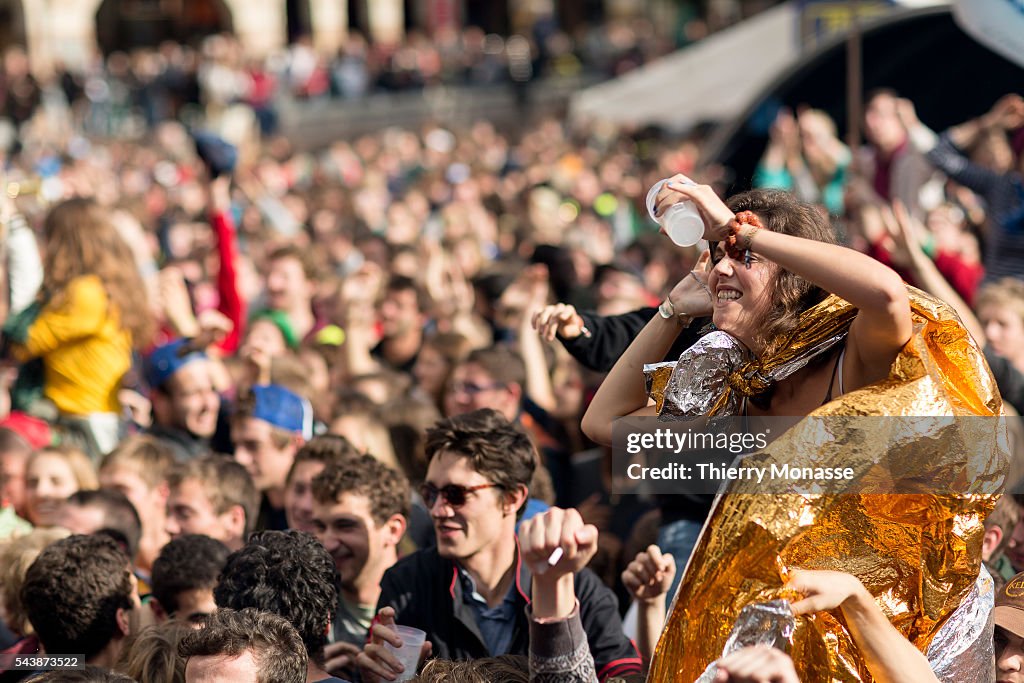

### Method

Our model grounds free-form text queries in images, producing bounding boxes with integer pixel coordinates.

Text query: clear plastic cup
[384,625,427,681]
[646,178,705,248]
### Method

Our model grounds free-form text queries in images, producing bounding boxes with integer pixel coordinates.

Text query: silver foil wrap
[657,331,746,417]
[694,600,796,683]
[926,564,995,683]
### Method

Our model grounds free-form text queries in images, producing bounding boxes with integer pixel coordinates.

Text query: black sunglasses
[420,482,499,508]
[709,240,724,266]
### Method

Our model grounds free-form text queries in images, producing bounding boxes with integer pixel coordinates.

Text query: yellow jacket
[13,275,131,415]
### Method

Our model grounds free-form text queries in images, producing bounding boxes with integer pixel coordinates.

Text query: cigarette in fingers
[580,326,592,338]
[547,547,564,566]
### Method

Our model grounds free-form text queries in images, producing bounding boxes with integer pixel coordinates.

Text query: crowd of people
[1,14,682,144]
[0,23,1022,681]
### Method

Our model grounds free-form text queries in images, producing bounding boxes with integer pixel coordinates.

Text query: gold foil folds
[647,287,1007,682]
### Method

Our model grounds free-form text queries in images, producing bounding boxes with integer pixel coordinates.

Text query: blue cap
[249,384,312,441]
[146,339,207,389]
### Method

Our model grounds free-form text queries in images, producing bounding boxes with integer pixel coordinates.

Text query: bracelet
[726,211,765,267]
[658,299,676,320]
[659,299,693,327]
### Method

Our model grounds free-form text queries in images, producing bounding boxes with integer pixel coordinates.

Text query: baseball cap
[995,571,1024,638]
[146,339,207,389]
[248,384,313,441]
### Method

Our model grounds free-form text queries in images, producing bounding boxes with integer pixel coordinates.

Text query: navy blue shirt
[458,568,518,656]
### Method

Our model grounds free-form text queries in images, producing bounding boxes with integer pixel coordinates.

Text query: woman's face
[708,242,777,354]
[244,319,289,358]
[413,346,450,399]
[979,303,1024,369]
[25,453,80,527]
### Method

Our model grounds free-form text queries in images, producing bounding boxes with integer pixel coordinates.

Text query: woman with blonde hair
[4,198,154,456]
[114,620,192,683]
[24,445,98,527]
[0,526,70,639]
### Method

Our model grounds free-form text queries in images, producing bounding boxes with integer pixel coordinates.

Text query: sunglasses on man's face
[420,482,499,508]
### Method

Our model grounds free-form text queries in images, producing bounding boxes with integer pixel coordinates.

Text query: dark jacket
[985,346,1024,415]
[376,546,642,682]
[559,307,710,373]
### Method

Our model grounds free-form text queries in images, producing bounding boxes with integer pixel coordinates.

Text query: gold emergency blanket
[648,287,1007,682]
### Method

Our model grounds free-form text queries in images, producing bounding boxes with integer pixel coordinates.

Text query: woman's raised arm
[661,181,912,388]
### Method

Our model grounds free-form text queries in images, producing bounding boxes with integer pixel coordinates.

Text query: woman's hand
[785,568,867,616]
[668,249,714,318]
[715,645,800,683]
[657,177,735,242]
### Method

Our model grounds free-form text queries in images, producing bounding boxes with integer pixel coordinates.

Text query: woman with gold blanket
[582,181,1003,682]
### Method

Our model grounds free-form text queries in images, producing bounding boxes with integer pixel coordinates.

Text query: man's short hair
[150,534,230,618]
[425,409,536,507]
[312,455,410,524]
[65,489,143,560]
[461,347,526,389]
[166,455,259,535]
[414,654,529,682]
[179,608,307,683]
[285,434,361,486]
[214,531,339,666]
[267,243,318,281]
[977,277,1024,325]
[100,435,176,488]
[988,495,1022,556]
[385,274,431,313]
[21,535,135,659]
[0,427,32,457]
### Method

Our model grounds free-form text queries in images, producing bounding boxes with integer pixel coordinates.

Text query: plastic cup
[662,203,705,247]
[384,625,427,681]
[646,178,705,247]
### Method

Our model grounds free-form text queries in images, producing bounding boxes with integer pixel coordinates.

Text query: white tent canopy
[569,2,801,132]
[568,0,952,133]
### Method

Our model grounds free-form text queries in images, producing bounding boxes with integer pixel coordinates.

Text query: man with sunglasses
[357,408,641,682]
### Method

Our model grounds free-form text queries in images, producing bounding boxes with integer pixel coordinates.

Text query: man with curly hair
[21,534,141,669]
[214,530,349,683]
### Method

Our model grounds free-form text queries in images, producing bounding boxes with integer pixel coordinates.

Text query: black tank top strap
[822,347,845,405]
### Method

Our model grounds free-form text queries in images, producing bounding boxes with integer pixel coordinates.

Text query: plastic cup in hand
[646,179,705,248]
[384,625,427,681]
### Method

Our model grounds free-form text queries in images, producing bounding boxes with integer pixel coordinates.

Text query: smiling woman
[581,181,912,439]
